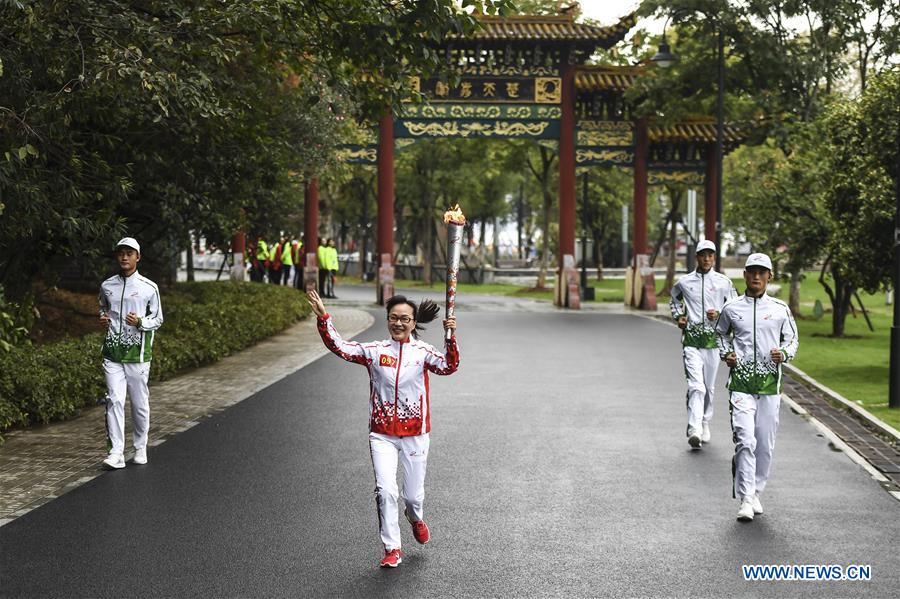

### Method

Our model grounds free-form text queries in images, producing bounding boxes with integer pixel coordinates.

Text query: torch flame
[443,204,466,225]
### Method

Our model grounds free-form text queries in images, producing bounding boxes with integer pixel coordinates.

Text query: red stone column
[377,110,395,304]
[633,117,648,257]
[557,59,578,308]
[705,146,717,242]
[303,178,319,291]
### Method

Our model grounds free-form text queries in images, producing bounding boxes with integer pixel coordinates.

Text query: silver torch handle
[445,222,463,341]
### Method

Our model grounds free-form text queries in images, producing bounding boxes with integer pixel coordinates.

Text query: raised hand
[306,289,327,317]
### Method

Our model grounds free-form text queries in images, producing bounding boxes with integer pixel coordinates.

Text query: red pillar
[704,146,717,242]
[556,59,578,308]
[377,110,395,304]
[303,178,319,291]
[633,117,648,257]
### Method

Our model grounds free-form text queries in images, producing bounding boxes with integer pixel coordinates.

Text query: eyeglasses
[387,315,413,324]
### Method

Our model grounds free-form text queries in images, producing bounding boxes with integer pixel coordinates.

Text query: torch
[443,204,466,341]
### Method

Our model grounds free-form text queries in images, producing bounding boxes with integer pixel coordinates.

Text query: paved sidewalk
[0,307,373,525]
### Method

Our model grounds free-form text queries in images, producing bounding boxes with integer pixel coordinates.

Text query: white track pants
[368,432,429,551]
[683,346,720,435]
[103,359,151,455]
[730,392,780,501]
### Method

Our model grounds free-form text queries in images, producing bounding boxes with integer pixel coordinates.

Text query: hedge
[0,282,311,439]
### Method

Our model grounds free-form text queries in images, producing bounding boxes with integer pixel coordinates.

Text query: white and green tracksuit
[99,271,163,455]
[670,270,736,437]
[715,293,798,501]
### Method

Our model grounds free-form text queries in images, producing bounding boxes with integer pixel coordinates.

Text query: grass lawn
[341,272,900,430]
[787,279,897,431]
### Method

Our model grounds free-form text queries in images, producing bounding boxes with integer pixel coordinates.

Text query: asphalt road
[1,309,897,598]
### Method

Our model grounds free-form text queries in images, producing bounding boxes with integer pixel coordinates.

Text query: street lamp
[651,18,726,274]
[650,41,677,68]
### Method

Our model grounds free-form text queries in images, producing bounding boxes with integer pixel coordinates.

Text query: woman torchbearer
[307,290,458,567]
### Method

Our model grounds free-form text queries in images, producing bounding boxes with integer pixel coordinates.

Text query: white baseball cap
[696,240,716,254]
[115,237,141,253]
[745,252,773,271]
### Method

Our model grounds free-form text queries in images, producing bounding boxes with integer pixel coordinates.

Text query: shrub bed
[0,282,310,438]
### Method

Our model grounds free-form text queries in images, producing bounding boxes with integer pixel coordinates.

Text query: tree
[818,67,899,336]
[0,0,515,298]
[726,137,830,315]
[637,0,896,137]
[637,0,898,320]
[524,144,558,289]
[580,167,631,275]
[649,187,684,297]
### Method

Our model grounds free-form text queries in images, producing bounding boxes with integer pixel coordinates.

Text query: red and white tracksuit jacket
[316,314,460,436]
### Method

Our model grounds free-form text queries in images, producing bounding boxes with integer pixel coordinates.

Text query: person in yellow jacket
[280,235,294,286]
[292,238,303,289]
[268,237,283,284]
[252,237,268,283]
[317,239,329,297]
[325,238,339,298]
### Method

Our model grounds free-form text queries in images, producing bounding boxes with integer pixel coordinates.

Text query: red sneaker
[380,548,404,568]
[405,511,430,544]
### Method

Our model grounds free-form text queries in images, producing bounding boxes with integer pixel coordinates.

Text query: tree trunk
[394,200,404,264]
[831,270,854,337]
[186,234,195,282]
[537,188,552,289]
[479,219,487,252]
[492,216,500,266]
[527,146,556,290]
[661,198,680,296]
[517,182,524,259]
[360,178,371,281]
[593,230,605,281]
[422,213,433,286]
[788,268,802,316]
[820,260,854,337]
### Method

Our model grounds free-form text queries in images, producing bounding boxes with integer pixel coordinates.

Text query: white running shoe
[701,422,711,443]
[752,494,763,515]
[103,453,125,470]
[133,447,147,465]
[737,499,755,521]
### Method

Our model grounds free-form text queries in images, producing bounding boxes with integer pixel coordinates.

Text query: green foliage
[0,285,33,352]
[637,0,898,140]
[725,67,898,335]
[0,0,515,296]
[726,134,829,274]
[820,68,898,294]
[0,282,310,437]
